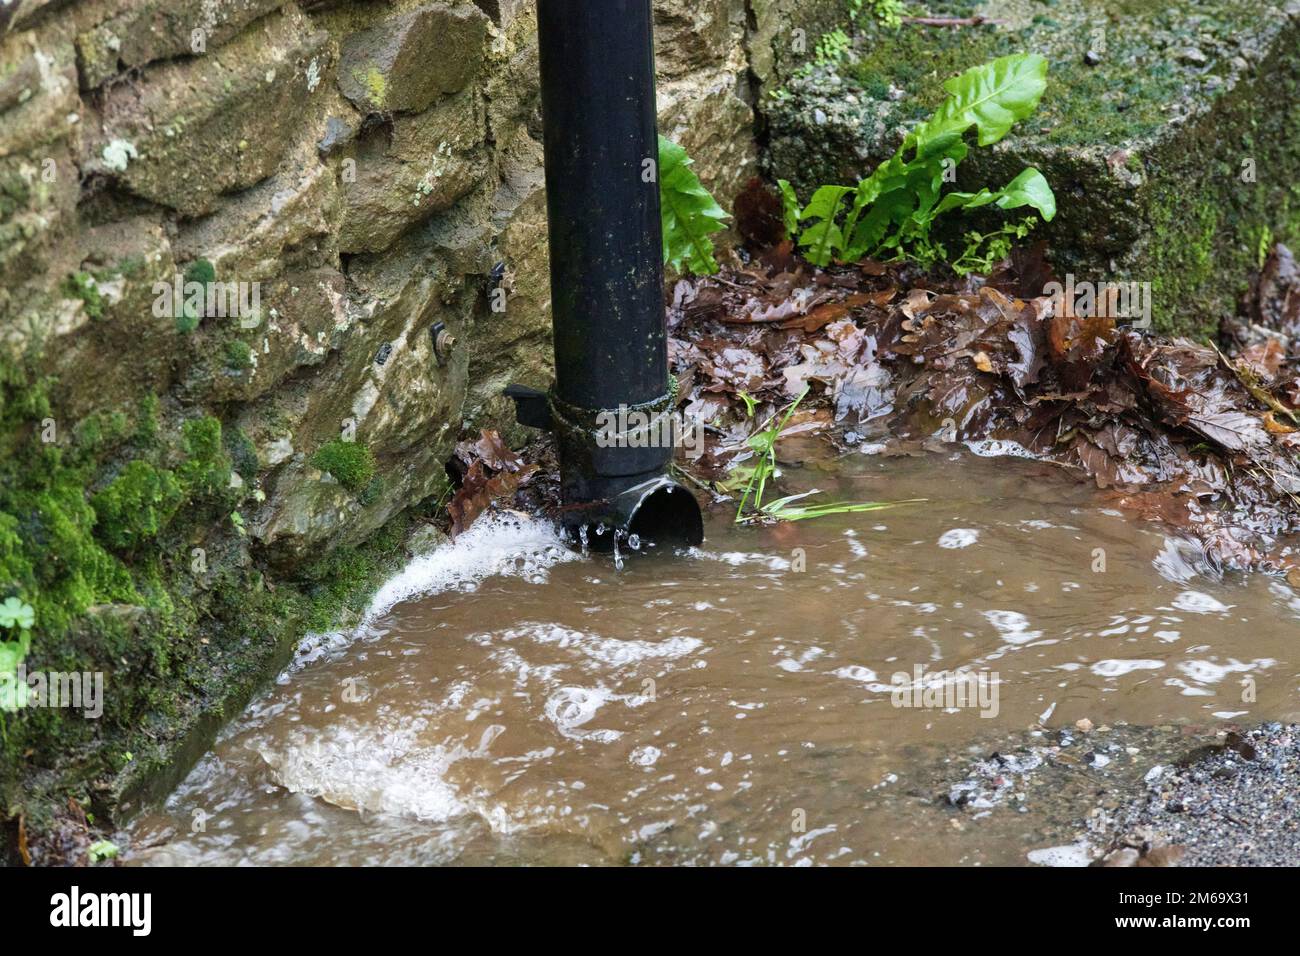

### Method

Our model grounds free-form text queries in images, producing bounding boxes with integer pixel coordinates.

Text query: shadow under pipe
[506,0,704,551]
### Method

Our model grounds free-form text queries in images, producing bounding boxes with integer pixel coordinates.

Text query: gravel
[1101,723,1300,866]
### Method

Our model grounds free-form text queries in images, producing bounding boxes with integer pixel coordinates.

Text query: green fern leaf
[659,135,728,275]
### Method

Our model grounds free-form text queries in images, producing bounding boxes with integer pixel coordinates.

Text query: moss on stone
[224,339,253,371]
[135,394,161,447]
[0,361,136,643]
[0,351,432,850]
[296,509,411,631]
[225,427,260,483]
[183,258,216,286]
[177,416,233,499]
[310,439,376,493]
[61,272,105,320]
[91,461,185,552]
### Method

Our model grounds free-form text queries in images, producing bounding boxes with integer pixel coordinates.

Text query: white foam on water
[1170,590,1233,615]
[259,516,586,830]
[365,513,578,623]
[829,664,897,693]
[963,438,1041,461]
[982,609,1042,645]
[938,528,979,549]
[629,745,662,767]
[1176,657,1274,685]
[544,685,622,742]
[259,723,471,823]
[833,664,879,683]
[688,548,792,571]
[1090,658,1165,678]
[491,623,703,669]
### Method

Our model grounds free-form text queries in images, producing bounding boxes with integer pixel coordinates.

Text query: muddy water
[124,453,1300,866]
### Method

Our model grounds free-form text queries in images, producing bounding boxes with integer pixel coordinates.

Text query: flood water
[124,452,1300,865]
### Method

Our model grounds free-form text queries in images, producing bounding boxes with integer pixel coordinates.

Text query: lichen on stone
[101,139,138,173]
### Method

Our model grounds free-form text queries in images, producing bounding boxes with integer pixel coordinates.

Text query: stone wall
[0,0,836,843]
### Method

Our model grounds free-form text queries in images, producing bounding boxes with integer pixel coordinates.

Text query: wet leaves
[447,429,537,536]
[1249,243,1300,336]
[669,241,1300,571]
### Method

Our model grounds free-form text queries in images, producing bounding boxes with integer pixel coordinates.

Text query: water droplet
[628,534,641,551]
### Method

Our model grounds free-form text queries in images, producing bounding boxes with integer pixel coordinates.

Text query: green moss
[0,361,136,641]
[0,343,442,851]
[61,272,105,321]
[136,394,161,447]
[176,259,216,335]
[224,339,253,371]
[183,258,216,286]
[358,475,385,507]
[297,510,411,631]
[0,171,31,219]
[225,428,260,483]
[177,417,232,498]
[90,461,185,552]
[310,439,375,493]
[835,0,1266,148]
[113,255,146,280]
[72,410,130,458]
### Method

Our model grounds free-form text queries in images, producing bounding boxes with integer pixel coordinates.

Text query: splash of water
[365,513,578,624]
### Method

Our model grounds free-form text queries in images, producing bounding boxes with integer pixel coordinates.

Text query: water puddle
[123,454,1300,865]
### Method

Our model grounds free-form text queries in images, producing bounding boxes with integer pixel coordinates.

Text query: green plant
[850,0,905,29]
[815,28,852,66]
[0,596,35,631]
[731,387,917,523]
[87,839,120,862]
[311,439,375,493]
[136,393,161,446]
[358,476,385,507]
[951,216,1037,275]
[658,135,729,276]
[781,53,1056,272]
[0,598,35,714]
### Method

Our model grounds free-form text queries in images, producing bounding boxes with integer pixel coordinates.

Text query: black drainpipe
[506,0,704,549]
